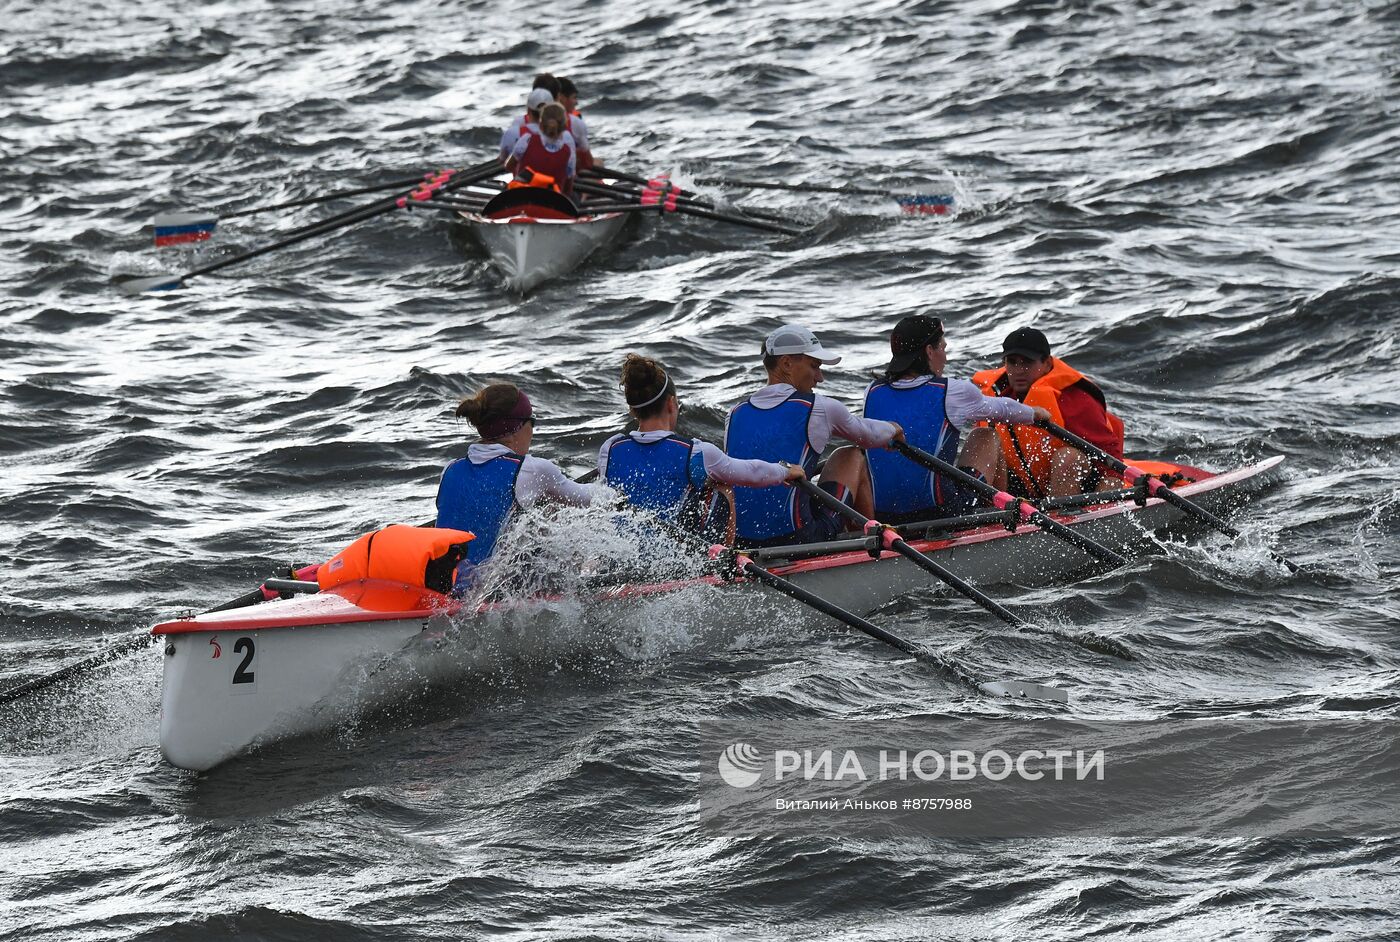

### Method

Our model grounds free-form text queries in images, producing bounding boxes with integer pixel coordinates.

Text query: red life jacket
[515,131,573,188]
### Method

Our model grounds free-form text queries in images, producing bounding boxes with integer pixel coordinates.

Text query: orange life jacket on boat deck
[507,170,560,193]
[318,525,474,595]
[970,358,1125,498]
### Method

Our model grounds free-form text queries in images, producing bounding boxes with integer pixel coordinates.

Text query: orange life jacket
[318,525,474,595]
[970,358,1125,498]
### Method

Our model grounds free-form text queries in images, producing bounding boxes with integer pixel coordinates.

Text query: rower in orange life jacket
[504,102,577,197]
[970,327,1126,499]
[556,77,599,172]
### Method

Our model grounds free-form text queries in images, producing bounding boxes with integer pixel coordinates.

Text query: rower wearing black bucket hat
[863,315,1052,522]
[725,325,905,547]
[436,383,613,584]
[972,327,1126,499]
[597,354,803,535]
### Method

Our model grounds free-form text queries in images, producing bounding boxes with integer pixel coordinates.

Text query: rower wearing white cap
[724,325,905,547]
[498,81,559,161]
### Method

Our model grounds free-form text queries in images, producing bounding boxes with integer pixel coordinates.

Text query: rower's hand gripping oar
[119,162,505,293]
[793,478,1134,661]
[709,546,1067,703]
[1036,419,1303,574]
[889,440,1126,567]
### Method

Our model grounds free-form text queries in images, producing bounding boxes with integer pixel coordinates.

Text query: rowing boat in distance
[149,456,1284,772]
[457,185,627,294]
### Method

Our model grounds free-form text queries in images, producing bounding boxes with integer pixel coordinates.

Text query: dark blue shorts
[878,469,984,525]
[739,481,852,548]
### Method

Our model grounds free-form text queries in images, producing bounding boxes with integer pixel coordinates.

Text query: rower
[504,102,577,197]
[971,327,1125,499]
[556,77,600,171]
[863,315,1051,522]
[598,354,803,536]
[498,76,560,161]
[436,383,613,583]
[724,324,904,547]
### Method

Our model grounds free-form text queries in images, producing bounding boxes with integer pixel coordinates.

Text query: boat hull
[153,457,1284,771]
[463,210,626,293]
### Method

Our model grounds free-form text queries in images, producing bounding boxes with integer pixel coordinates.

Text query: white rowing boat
[151,457,1284,772]
[459,185,626,293]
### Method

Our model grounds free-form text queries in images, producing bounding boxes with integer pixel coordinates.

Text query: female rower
[505,102,577,196]
[598,354,804,538]
[862,314,1051,522]
[437,384,613,580]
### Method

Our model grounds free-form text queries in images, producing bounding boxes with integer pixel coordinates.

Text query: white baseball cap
[764,324,841,364]
[526,88,555,110]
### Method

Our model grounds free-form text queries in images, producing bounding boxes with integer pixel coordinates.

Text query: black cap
[886,314,944,375]
[1001,326,1051,360]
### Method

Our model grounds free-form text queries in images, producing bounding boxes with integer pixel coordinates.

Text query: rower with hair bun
[505,102,577,196]
[437,383,613,581]
[598,355,804,535]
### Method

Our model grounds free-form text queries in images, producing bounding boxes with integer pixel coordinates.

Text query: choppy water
[3,0,1399,938]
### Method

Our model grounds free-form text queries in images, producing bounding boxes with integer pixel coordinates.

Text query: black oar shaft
[220,175,426,220]
[795,480,1026,627]
[1038,420,1301,573]
[573,178,802,235]
[736,557,1066,701]
[583,168,791,223]
[891,440,1124,567]
[694,177,891,197]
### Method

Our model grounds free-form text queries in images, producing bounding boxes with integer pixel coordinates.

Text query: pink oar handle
[990,490,1037,520]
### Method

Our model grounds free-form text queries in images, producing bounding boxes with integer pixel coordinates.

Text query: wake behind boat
[150,456,1281,772]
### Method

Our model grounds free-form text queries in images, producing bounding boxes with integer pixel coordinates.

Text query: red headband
[478,390,533,439]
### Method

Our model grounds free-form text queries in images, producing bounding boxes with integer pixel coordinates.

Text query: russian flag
[153,212,218,247]
[896,195,954,216]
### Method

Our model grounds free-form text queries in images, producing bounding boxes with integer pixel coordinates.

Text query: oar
[152,171,449,246]
[889,440,1125,567]
[716,548,1067,702]
[690,175,955,214]
[572,179,803,236]
[580,167,791,224]
[118,163,503,293]
[795,479,1133,660]
[0,572,311,707]
[1037,419,1303,573]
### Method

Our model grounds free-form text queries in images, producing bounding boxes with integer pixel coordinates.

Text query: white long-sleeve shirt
[465,443,613,508]
[880,375,1037,429]
[729,384,899,453]
[596,431,790,487]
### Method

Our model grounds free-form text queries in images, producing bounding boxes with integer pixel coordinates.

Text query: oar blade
[895,195,954,215]
[152,212,218,247]
[115,273,185,294]
[979,679,1070,703]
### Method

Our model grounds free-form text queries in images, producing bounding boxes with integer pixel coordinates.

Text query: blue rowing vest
[725,390,817,541]
[601,433,709,524]
[864,378,960,516]
[435,451,525,566]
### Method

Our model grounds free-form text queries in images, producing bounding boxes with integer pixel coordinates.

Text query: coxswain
[436,384,613,583]
[505,102,577,196]
[556,77,599,171]
[971,327,1125,498]
[725,324,905,547]
[863,315,1052,522]
[498,77,559,161]
[598,354,804,536]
